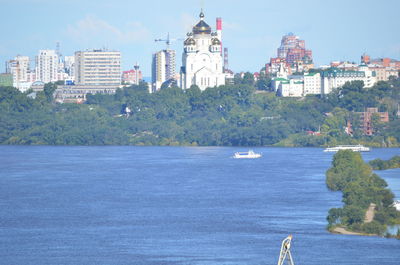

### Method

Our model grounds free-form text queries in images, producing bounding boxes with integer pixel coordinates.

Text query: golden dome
[193,11,211,35]
[211,38,221,45]
[184,37,196,45]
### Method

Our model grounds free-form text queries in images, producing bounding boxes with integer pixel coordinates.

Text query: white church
[180,11,226,91]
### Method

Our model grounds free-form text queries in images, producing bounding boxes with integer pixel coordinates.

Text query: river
[0,146,399,264]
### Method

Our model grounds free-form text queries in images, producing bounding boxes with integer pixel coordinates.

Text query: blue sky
[1,0,400,77]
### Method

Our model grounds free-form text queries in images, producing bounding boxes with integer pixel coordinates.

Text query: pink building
[351,108,389,136]
[265,58,292,75]
[277,33,312,65]
[122,69,142,85]
[266,33,313,74]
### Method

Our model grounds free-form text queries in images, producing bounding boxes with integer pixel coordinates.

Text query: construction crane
[277,235,295,265]
[154,33,183,50]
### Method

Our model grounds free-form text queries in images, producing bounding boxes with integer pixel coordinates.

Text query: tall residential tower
[152,49,176,91]
[35,50,59,83]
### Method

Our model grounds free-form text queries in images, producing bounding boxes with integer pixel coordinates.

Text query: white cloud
[66,15,150,46]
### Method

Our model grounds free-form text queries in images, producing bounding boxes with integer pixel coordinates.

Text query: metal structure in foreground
[277,235,294,265]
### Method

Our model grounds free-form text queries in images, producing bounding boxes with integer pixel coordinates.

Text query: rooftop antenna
[200,0,205,17]
[56,41,62,58]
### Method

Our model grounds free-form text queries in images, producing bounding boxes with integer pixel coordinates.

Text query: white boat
[233,150,262,159]
[323,145,370,152]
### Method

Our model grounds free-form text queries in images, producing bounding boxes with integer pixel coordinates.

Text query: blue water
[0,146,399,265]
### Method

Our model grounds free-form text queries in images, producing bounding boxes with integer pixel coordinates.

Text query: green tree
[327,208,343,225]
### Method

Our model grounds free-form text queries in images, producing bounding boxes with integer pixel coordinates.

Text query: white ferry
[233,150,262,159]
[323,145,370,152]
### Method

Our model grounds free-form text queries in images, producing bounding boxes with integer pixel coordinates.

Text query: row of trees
[369,155,400,170]
[326,150,400,235]
[0,76,400,146]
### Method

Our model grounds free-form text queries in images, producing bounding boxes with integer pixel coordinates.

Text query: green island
[326,150,400,237]
[0,75,400,146]
[369,155,400,170]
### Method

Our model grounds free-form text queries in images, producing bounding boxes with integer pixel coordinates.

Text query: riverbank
[331,226,375,236]
[329,203,378,237]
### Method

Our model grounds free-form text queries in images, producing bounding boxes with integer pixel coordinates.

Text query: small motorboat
[233,150,262,159]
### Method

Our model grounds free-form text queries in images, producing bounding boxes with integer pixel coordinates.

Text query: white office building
[272,68,377,97]
[74,49,121,86]
[303,72,321,95]
[321,68,376,94]
[279,79,304,97]
[55,49,121,103]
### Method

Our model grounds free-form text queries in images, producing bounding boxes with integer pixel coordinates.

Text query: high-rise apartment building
[75,49,121,86]
[6,56,30,84]
[152,49,176,91]
[35,50,59,83]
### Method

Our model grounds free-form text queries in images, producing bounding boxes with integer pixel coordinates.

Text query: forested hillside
[0,76,400,146]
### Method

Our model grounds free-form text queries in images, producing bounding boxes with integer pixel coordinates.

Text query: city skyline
[1,0,400,77]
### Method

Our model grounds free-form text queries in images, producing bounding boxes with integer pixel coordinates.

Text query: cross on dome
[193,9,211,35]
[200,9,205,20]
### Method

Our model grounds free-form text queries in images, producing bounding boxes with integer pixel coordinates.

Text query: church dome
[184,37,196,46]
[211,38,221,45]
[193,11,211,35]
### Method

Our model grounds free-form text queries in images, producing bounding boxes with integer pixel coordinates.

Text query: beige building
[152,49,176,91]
[369,66,399,81]
[75,49,121,86]
[12,56,30,83]
[7,56,31,91]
